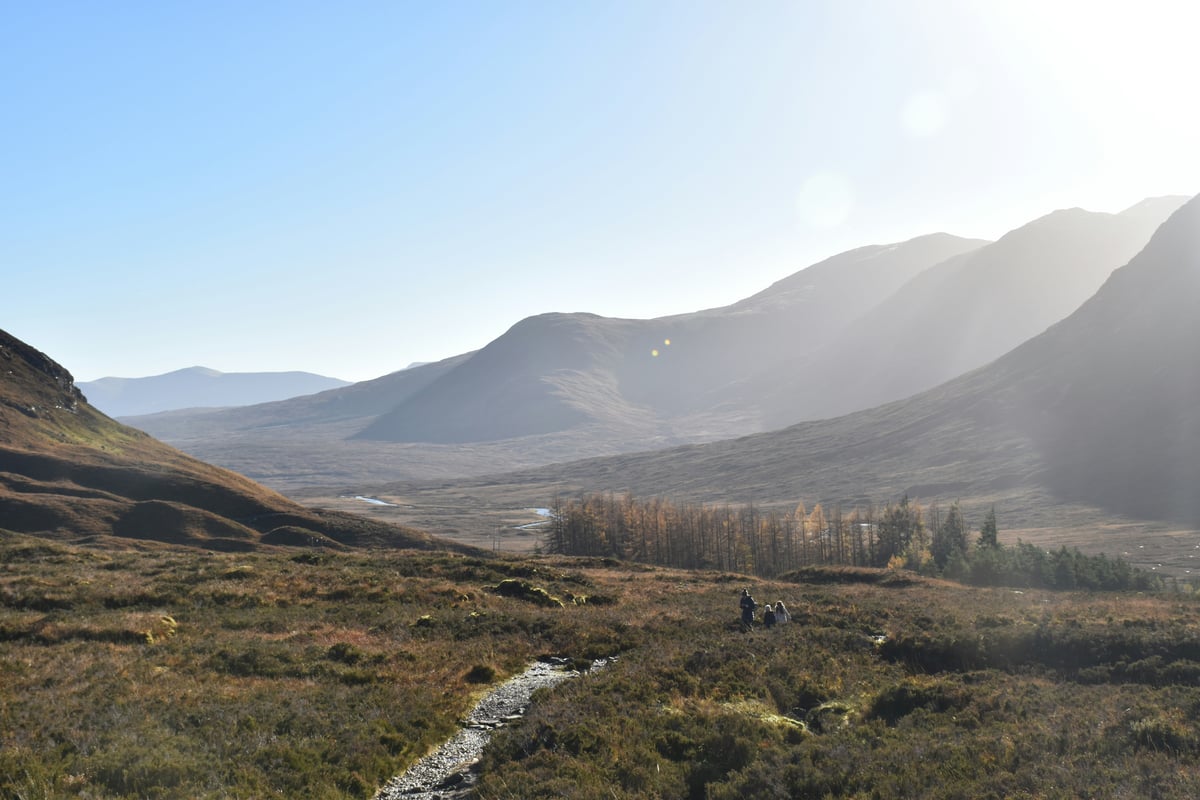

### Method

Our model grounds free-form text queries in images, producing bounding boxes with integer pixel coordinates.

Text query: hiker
[774,601,791,624]
[763,603,777,628]
[739,588,757,626]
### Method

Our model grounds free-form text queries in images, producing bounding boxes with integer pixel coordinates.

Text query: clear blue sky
[3,0,1197,382]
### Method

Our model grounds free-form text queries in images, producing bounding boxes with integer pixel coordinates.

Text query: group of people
[738,588,790,629]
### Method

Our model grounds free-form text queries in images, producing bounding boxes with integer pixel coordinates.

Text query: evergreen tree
[877,496,922,568]
[931,502,967,570]
[978,505,999,548]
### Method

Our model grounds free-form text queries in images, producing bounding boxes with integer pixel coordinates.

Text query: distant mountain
[0,329,459,551]
[356,233,987,443]
[351,200,1180,445]
[757,196,1188,426]
[450,193,1200,528]
[122,197,1182,495]
[79,367,352,417]
[997,194,1200,522]
[126,234,985,484]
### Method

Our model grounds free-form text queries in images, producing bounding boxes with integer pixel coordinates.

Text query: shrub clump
[867,680,967,725]
[1131,712,1199,754]
[490,579,564,608]
[465,664,498,684]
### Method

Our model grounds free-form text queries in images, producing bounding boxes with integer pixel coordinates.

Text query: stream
[374,657,606,799]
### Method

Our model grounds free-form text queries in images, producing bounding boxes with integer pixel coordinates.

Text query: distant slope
[80,367,352,417]
[438,193,1200,529]
[357,233,987,443]
[356,313,649,443]
[998,194,1200,522]
[133,352,474,434]
[759,197,1187,426]
[0,329,465,551]
[121,198,1179,495]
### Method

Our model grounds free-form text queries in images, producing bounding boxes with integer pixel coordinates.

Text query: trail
[374,658,605,799]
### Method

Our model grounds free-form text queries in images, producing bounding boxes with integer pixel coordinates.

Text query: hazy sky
[4,1,1197,382]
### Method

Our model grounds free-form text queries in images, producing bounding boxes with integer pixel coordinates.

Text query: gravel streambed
[374,657,606,799]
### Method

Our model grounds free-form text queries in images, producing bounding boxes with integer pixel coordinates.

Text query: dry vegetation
[4,531,1200,799]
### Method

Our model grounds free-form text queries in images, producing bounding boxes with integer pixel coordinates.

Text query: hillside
[759,197,1187,426]
[124,198,1180,497]
[0,329,456,551]
[357,233,986,443]
[80,367,351,417]
[369,194,1200,556]
[128,234,986,485]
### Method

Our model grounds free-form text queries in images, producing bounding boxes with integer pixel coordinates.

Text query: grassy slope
[0,329,448,551]
[3,534,1200,799]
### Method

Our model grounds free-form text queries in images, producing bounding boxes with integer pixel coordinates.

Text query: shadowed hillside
[405,193,1199,533]
[0,329,461,551]
[357,233,986,443]
[998,194,1200,522]
[124,199,1178,495]
[759,197,1187,426]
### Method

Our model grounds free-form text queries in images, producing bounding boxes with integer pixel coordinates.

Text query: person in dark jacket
[739,588,757,626]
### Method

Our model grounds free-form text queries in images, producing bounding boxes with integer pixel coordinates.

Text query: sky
[3,0,1198,383]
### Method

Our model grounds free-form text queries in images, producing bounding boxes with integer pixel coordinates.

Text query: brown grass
[4,532,1200,798]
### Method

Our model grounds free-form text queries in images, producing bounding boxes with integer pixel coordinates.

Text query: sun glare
[976,0,1200,203]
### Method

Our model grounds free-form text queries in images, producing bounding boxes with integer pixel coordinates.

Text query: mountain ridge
[402,193,1200,534]
[356,232,988,443]
[80,366,352,417]
[756,198,1189,426]
[123,197,1184,495]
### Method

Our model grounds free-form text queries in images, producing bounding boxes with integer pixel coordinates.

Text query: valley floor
[302,486,1200,579]
[4,532,1200,798]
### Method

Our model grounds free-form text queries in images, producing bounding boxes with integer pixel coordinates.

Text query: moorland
[5,532,1200,799]
[4,193,1200,798]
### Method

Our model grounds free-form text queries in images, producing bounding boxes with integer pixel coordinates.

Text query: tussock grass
[3,532,1200,798]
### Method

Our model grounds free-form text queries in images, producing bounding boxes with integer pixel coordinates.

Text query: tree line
[541,492,1162,591]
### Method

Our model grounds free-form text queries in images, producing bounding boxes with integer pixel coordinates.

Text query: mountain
[998,194,1200,522]
[0,328,459,551]
[361,200,1182,447]
[756,196,1188,426]
[124,235,984,484]
[356,233,988,444]
[428,193,1200,530]
[79,367,352,417]
[128,200,1173,492]
[121,197,1180,497]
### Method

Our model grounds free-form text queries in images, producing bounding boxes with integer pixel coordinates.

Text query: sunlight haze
[3,0,1196,382]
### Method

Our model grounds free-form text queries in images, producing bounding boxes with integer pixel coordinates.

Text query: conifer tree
[978,505,999,548]
[931,501,967,570]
